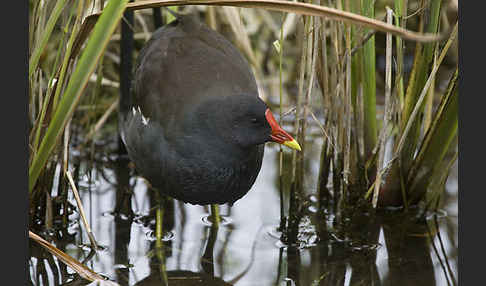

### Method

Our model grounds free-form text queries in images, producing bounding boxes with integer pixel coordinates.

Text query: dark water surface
[29,135,458,286]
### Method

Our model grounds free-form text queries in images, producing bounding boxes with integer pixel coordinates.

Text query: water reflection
[28,138,458,286]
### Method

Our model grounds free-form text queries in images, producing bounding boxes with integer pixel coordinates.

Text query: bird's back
[127,14,258,127]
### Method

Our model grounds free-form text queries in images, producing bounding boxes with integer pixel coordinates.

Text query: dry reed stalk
[257,8,279,33]
[394,0,408,111]
[293,10,318,205]
[63,119,71,174]
[281,11,298,39]
[88,73,120,88]
[319,18,329,111]
[316,3,333,206]
[45,192,54,231]
[66,170,99,250]
[219,7,258,66]
[110,31,156,41]
[53,0,86,112]
[309,109,334,149]
[301,13,318,165]
[335,0,348,212]
[29,231,110,283]
[31,70,44,159]
[135,12,152,41]
[318,22,332,146]
[326,15,338,203]
[206,6,217,29]
[334,3,346,199]
[292,14,308,183]
[85,99,118,142]
[372,7,394,208]
[29,0,68,79]
[124,0,445,42]
[277,14,285,230]
[343,0,352,188]
[287,11,311,243]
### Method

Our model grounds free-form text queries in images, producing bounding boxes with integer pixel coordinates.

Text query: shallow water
[28,136,458,286]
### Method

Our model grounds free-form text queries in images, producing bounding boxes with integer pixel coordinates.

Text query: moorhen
[119,13,300,205]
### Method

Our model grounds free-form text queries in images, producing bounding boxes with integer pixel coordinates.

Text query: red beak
[265,109,301,151]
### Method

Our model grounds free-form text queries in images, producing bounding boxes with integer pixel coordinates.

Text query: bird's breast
[122,112,264,205]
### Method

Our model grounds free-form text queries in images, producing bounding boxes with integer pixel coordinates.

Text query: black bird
[119,14,300,206]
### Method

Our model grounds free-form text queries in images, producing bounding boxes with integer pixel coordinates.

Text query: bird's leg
[201,213,219,276]
[210,204,221,227]
[154,191,168,284]
[154,191,165,246]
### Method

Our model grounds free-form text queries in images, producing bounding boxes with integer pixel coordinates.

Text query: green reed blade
[29,0,129,193]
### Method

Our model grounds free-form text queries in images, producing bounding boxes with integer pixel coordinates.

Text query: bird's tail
[118,5,134,120]
[119,7,184,120]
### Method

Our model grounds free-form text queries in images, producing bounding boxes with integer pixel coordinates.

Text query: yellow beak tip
[283,139,301,151]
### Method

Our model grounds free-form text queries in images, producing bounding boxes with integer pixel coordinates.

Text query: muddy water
[28,135,458,286]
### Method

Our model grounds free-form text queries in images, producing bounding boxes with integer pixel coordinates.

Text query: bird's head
[193,94,301,152]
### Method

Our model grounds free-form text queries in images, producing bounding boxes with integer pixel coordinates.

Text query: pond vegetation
[28,0,458,285]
